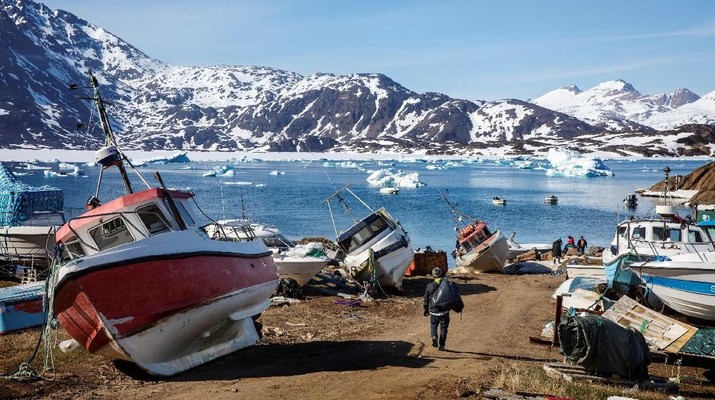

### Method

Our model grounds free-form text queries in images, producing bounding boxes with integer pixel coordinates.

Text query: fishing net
[0,163,63,226]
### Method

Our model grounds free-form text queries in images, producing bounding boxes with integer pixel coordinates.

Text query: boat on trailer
[324,185,413,291]
[51,71,278,376]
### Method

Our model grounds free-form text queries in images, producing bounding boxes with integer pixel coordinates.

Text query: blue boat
[0,281,46,334]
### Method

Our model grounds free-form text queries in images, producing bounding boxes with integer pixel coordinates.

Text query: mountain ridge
[0,0,713,157]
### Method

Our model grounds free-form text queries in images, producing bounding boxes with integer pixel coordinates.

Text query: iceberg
[366,168,425,188]
[134,151,191,166]
[545,148,614,177]
[203,165,234,177]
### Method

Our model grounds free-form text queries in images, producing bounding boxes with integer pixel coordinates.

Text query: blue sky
[45,0,715,101]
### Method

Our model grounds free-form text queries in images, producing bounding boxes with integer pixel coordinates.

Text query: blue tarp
[0,163,63,226]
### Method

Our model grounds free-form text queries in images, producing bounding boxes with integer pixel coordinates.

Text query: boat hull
[633,262,715,321]
[53,234,278,376]
[344,232,413,291]
[0,281,46,334]
[455,231,509,273]
[274,256,329,286]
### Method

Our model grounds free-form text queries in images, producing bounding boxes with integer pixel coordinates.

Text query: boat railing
[0,210,66,227]
[202,221,259,243]
[631,240,708,262]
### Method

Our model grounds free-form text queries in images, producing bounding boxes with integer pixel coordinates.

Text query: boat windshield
[338,214,389,253]
[262,234,294,250]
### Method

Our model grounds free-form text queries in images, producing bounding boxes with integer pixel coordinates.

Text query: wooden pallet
[601,295,697,353]
[543,362,678,391]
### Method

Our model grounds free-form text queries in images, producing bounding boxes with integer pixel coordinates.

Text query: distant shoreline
[1,149,712,164]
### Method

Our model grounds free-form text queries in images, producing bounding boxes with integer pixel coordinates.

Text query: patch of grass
[490,363,673,400]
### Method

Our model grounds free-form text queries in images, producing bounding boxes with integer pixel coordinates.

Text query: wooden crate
[406,250,447,276]
[601,295,697,353]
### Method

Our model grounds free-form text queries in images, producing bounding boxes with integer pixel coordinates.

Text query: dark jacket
[578,238,587,248]
[423,279,442,314]
[552,239,563,257]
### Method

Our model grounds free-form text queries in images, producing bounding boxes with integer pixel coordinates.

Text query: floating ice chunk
[203,165,234,177]
[43,166,84,177]
[322,161,363,170]
[426,165,445,170]
[545,148,614,177]
[225,181,253,186]
[269,170,285,176]
[134,151,191,166]
[366,168,425,188]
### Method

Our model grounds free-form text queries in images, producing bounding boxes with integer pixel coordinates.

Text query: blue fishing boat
[0,281,46,334]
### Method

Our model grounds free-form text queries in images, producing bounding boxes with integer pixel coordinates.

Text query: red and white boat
[51,72,278,376]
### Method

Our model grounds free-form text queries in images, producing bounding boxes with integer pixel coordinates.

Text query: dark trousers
[430,313,450,347]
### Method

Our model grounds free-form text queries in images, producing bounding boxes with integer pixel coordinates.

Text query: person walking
[577,236,588,255]
[552,238,563,265]
[423,267,450,351]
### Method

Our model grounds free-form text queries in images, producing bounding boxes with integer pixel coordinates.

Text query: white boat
[543,195,558,205]
[379,187,399,195]
[51,71,279,377]
[205,218,330,286]
[629,252,715,321]
[491,197,506,206]
[325,185,413,291]
[442,192,509,273]
[506,232,551,260]
[624,193,638,209]
[1,163,65,268]
[602,168,713,265]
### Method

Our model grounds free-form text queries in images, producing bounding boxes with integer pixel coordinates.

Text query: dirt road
[1,273,713,399]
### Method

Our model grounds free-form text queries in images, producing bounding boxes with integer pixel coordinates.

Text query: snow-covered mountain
[532,80,709,131]
[0,0,713,157]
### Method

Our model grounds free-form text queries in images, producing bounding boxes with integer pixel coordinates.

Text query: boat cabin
[337,209,397,254]
[609,218,711,258]
[456,221,492,255]
[55,188,195,260]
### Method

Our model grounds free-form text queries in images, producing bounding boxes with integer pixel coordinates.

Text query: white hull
[0,225,56,266]
[343,231,413,291]
[455,231,509,273]
[566,264,606,280]
[633,260,715,321]
[94,281,277,376]
[274,255,329,286]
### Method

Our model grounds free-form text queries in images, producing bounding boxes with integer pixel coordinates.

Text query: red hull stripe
[54,254,277,352]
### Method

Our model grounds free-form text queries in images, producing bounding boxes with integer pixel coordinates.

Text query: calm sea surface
[11,157,708,266]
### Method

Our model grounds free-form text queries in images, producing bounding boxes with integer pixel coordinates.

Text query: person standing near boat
[577,236,587,255]
[552,238,563,265]
[423,267,450,351]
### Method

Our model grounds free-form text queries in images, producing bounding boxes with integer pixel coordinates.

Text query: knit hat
[432,267,443,278]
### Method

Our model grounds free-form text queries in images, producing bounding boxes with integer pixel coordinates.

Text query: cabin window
[89,217,134,251]
[667,228,682,242]
[652,227,665,241]
[617,226,627,238]
[631,227,645,240]
[64,238,85,259]
[173,201,195,226]
[137,204,170,235]
[688,231,703,242]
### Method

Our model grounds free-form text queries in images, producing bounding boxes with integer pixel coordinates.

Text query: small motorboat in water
[543,195,558,205]
[51,72,278,376]
[379,187,399,195]
[325,185,413,291]
[491,197,506,206]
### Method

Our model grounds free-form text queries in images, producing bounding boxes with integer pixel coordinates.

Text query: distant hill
[1,0,714,156]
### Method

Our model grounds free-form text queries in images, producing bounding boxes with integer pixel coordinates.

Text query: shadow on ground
[115,340,431,382]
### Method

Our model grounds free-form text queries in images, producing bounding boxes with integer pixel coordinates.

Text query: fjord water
[16,158,707,266]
